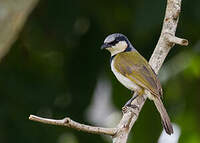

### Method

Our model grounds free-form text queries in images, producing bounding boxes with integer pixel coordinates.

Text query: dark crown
[104,33,129,46]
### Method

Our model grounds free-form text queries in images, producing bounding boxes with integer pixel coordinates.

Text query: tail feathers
[153,97,173,135]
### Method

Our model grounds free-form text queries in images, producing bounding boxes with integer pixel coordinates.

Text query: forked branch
[29,0,188,143]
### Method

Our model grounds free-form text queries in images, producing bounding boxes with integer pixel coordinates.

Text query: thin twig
[29,115,117,136]
[166,34,188,46]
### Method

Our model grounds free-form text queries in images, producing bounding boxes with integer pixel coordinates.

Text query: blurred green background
[0,0,200,143]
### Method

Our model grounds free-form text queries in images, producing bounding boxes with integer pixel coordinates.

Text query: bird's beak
[101,43,111,50]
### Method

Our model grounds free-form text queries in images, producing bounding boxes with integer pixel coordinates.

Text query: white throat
[108,41,127,56]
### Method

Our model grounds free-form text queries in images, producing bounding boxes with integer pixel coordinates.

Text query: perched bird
[101,33,173,135]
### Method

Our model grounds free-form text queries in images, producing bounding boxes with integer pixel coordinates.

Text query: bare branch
[149,0,188,73]
[112,106,141,143]
[166,33,188,46]
[112,0,188,142]
[29,0,188,143]
[29,115,117,136]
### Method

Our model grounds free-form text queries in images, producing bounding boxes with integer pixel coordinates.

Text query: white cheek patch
[108,41,127,56]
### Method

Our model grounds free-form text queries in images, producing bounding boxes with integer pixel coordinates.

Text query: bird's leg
[130,90,134,95]
[124,92,139,108]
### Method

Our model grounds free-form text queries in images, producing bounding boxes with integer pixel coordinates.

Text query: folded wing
[114,51,162,97]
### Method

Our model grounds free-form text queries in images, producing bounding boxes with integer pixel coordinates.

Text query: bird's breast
[111,58,139,91]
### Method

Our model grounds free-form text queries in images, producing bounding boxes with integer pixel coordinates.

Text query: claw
[129,104,139,110]
[124,92,139,107]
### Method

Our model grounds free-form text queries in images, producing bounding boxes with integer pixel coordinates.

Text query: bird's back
[112,51,163,97]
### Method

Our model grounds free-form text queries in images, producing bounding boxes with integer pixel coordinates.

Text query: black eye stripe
[109,40,119,45]
[106,35,128,46]
[117,36,127,41]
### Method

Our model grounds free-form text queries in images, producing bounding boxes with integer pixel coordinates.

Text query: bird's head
[101,33,134,56]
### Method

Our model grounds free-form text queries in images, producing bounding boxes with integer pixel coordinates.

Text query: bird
[101,33,173,135]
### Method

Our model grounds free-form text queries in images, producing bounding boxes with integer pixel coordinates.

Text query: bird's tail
[153,97,173,135]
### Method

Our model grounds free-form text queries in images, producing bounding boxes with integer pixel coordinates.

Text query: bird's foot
[131,90,134,95]
[123,103,139,109]
[124,93,138,106]
[122,104,139,113]
[123,92,139,110]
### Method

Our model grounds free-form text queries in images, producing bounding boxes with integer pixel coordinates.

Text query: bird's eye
[109,40,118,45]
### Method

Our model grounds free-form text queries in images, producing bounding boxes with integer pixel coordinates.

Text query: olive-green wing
[114,51,162,97]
